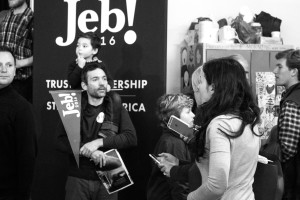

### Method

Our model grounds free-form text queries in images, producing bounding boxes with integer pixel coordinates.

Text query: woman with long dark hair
[160,57,262,200]
[190,58,261,200]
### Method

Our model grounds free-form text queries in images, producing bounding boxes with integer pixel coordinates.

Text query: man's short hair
[276,49,300,80]
[81,62,111,84]
[275,49,294,61]
[0,46,16,65]
[286,50,300,69]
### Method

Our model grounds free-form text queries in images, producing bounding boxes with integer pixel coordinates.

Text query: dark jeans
[65,176,118,200]
[0,194,30,200]
[12,76,33,103]
[282,155,300,200]
[0,197,15,200]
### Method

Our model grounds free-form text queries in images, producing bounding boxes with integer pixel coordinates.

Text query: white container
[271,31,281,38]
[197,21,218,43]
[218,25,237,43]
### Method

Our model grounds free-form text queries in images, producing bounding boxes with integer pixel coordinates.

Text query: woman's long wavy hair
[192,58,261,160]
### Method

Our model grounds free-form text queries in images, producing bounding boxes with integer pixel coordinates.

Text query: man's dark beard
[89,87,106,99]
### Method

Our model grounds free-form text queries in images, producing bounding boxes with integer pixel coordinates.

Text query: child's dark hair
[77,32,101,54]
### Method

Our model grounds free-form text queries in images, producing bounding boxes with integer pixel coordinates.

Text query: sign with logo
[33,0,167,200]
[49,90,82,167]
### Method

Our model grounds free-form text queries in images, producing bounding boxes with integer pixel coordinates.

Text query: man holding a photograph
[57,62,137,200]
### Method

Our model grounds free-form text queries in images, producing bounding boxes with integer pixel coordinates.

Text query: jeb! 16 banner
[49,90,82,167]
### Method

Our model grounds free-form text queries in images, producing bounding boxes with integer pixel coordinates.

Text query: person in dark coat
[0,45,37,200]
[147,93,195,200]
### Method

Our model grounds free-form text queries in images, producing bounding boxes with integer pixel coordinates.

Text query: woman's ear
[210,83,215,92]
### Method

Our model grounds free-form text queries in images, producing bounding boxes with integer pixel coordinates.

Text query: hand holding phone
[149,154,161,165]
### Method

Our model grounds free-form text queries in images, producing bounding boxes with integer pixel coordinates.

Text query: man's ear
[107,84,111,92]
[81,82,87,91]
[12,67,16,77]
[291,68,299,78]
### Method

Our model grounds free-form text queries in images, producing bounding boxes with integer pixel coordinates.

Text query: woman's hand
[158,153,179,165]
[158,159,176,177]
[157,153,179,177]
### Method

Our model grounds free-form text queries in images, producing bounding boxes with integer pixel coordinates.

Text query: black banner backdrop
[32,0,167,199]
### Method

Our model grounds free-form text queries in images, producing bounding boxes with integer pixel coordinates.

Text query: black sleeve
[67,61,82,89]
[104,91,122,125]
[169,163,192,182]
[15,103,37,199]
[170,162,202,191]
[102,107,137,149]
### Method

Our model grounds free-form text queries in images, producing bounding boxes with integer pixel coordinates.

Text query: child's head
[156,94,194,128]
[76,32,101,60]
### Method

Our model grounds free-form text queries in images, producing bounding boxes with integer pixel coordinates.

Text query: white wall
[30,0,34,10]
[167,0,300,93]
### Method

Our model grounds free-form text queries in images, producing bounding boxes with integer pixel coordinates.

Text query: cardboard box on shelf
[260,36,283,45]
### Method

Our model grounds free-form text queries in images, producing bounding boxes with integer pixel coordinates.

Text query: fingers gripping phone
[149,154,161,165]
[167,115,193,137]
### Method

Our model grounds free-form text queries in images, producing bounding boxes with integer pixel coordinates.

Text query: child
[68,32,106,88]
[147,94,195,200]
[67,32,122,137]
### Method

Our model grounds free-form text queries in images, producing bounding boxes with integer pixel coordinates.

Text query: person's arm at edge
[16,56,33,69]
[15,103,37,199]
[278,101,300,162]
